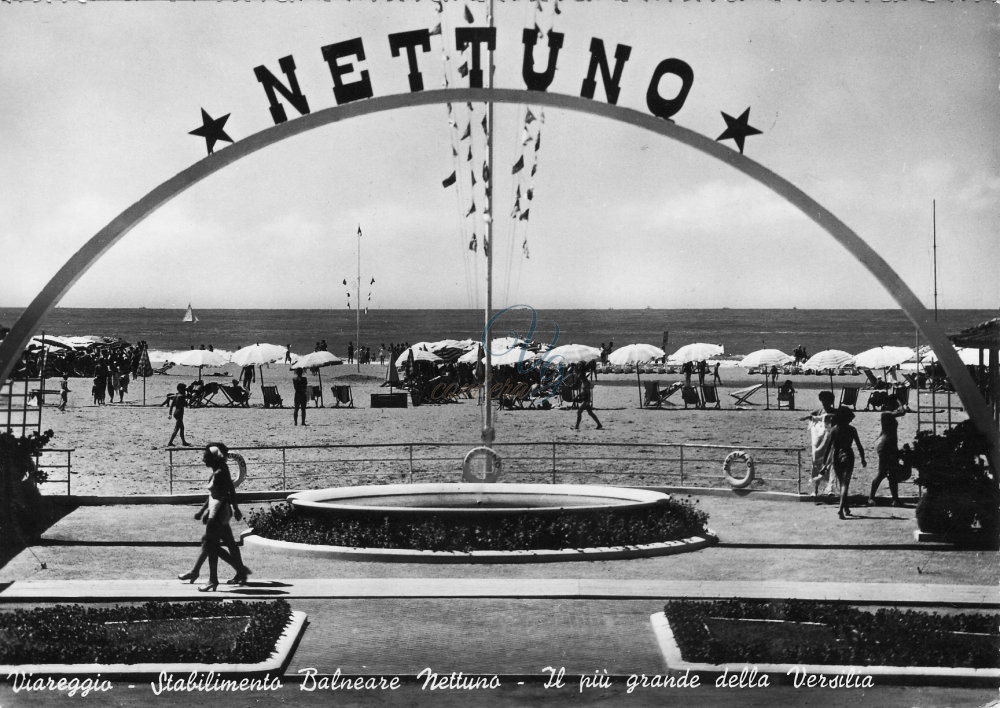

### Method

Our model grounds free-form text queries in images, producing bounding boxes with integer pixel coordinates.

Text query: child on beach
[168,383,191,446]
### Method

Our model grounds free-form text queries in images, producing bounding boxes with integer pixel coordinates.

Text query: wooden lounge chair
[901,372,920,389]
[776,380,796,410]
[862,370,888,390]
[261,384,283,408]
[681,385,702,409]
[330,385,354,408]
[700,384,721,409]
[220,384,250,407]
[729,383,764,407]
[644,381,682,408]
[187,382,221,407]
[839,385,862,410]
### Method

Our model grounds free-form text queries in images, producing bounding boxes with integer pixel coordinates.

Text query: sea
[1,307,994,360]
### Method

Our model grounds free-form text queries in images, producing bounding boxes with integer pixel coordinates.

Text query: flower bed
[0,600,292,665]
[663,599,1000,669]
[248,498,709,552]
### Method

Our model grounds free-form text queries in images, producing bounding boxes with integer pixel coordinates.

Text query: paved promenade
[0,493,996,706]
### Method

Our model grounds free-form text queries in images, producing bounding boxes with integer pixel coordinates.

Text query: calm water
[0,307,994,358]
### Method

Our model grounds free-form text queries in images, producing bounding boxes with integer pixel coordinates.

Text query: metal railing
[166,441,807,495]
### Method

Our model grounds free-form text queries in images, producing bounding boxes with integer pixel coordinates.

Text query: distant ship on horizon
[182,304,199,323]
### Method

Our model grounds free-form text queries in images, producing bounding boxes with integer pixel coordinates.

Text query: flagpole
[482,0,495,447]
[356,224,361,373]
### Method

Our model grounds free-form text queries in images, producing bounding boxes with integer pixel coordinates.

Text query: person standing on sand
[712,362,722,385]
[347,341,354,364]
[802,390,838,501]
[825,406,866,519]
[168,383,191,446]
[573,368,603,431]
[57,376,70,412]
[292,368,308,426]
[284,345,292,364]
[869,402,908,506]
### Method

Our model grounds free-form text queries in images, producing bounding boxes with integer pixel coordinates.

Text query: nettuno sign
[253,28,693,125]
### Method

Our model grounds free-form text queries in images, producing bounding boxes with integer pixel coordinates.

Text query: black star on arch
[188,108,233,156]
[716,107,762,155]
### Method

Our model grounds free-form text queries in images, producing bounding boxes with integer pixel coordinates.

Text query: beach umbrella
[914,346,981,366]
[803,349,855,391]
[395,347,442,367]
[609,344,666,408]
[230,343,288,385]
[853,346,914,371]
[739,349,795,409]
[457,346,482,365]
[167,348,230,381]
[488,346,536,368]
[542,344,602,365]
[672,342,725,364]
[290,351,343,406]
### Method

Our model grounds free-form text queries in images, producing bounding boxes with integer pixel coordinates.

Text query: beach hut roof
[949,318,1000,349]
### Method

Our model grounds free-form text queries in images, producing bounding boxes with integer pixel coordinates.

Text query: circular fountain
[244,481,717,563]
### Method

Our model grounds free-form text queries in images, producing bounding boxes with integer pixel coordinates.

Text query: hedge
[664,599,1000,669]
[249,498,710,551]
[0,600,291,665]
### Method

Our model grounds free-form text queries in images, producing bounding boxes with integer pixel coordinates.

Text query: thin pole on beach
[481,0,496,448]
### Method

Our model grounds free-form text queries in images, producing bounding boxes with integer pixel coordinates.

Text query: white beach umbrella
[915,346,982,366]
[738,349,794,409]
[230,343,288,385]
[672,342,725,364]
[167,349,231,381]
[488,347,536,367]
[853,346,914,371]
[609,343,667,408]
[290,351,343,406]
[457,347,482,365]
[542,344,602,365]
[803,349,855,391]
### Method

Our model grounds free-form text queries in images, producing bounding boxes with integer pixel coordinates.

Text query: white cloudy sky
[1,1,997,311]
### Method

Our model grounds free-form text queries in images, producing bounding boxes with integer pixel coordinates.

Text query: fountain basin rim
[288,482,671,516]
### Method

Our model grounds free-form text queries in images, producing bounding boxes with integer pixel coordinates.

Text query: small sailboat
[182,303,199,323]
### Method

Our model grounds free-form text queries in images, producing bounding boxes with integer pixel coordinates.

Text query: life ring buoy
[227,452,247,488]
[462,447,501,483]
[723,451,755,489]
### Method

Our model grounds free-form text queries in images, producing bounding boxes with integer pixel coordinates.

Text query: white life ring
[462,447,501,483]
[227,452,247,488]
[723,451,755,489]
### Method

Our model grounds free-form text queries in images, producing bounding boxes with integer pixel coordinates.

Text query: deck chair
[187,382,220,407]
[330,385,354,408]
[261,384,283,408]
[643,381,663,408]
[681,385,702,409]
[776,380,796,410]
[862,370,888,390]
[729,383,764,407]
[893,385,910,408]
[220,384,250,407]
[901,372,920,389]
[700,384,721,409]
[310,385,322,407]
[839,385,862,410]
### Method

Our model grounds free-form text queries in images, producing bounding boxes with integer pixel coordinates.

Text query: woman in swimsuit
[825,406,866,519]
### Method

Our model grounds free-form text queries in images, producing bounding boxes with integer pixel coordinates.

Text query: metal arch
[2,87,996,465]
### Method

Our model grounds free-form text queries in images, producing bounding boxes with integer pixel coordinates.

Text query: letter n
[580,38,632,105]
[521,28,564,92]
[254,55,311,125]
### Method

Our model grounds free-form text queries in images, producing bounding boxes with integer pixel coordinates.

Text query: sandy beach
[36,363,944,498]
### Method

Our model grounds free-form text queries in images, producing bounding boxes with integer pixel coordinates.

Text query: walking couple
[177,442,251,592]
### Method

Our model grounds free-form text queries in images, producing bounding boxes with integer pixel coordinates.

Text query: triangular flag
[370,277,376,285]
[429,23,442,36]
[442,171,457,188]
[554,0,561,14]
[512,155,524,174]
[358,225,362,237]
[466,201,476,217]
[531,163,538,176]
[452,145,458,157]
[519,209,530,221]
[460,123,471,140]
[483,163,490,182]
[481,114,488,133]
[522,239,530,257]
[470,170,477,186]
[458,62,469,78]
[468,234,477,252]
[466,102,473,111]
[525,109,536,124]
[483,237,490,257]
[526,188,534,201]
[342,279,347,286]
[535,133,541,150]
[464,4,474,23]
[467,147,473,161]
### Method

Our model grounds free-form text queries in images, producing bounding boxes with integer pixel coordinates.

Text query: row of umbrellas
[167,344,344,386]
